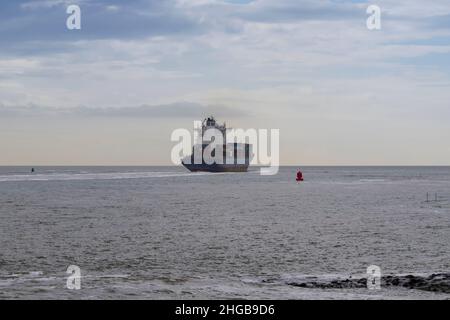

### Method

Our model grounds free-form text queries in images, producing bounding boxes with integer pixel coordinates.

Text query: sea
[0,166,449,299]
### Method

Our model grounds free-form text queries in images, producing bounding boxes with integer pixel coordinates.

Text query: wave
[0,171,221,182]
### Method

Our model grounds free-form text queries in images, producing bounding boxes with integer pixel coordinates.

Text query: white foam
[0,171,222,182]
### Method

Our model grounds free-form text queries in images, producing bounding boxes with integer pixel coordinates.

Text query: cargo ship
[181,117,252,172]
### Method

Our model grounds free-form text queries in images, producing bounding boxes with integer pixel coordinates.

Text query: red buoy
[296,170,304,182]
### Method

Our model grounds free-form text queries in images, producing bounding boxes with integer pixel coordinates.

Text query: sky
[0,0,449,165]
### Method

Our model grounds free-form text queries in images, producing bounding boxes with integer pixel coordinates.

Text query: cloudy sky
[0,0,449,165]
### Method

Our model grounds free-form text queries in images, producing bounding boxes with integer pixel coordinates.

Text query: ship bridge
[201,116,227,144]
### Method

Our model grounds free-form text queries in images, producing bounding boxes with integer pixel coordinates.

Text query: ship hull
[181,142,252,173]
[182,163,249,173]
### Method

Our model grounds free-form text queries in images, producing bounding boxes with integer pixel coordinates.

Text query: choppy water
[0,166,449,299]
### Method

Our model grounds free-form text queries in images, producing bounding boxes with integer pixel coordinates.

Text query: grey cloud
[0,0,205,54]
[0,0,362,50]
[0,102,249,118]
[235,1,364,23]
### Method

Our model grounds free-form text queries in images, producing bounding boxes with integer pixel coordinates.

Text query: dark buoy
[31,168,35,173]
[296,169,303,182]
